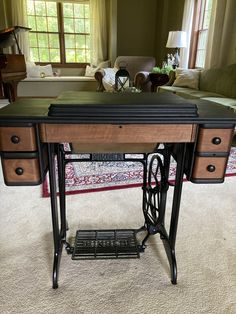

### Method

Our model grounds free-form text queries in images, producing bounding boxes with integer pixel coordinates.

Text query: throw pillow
[102,68,118,92]
[173,68,200,90]
[39,64,53,77]
[26,61,40,78]
[26,62,53,78]
[85,60,111,77]
[85,65,99,77]
[97,60,111,68]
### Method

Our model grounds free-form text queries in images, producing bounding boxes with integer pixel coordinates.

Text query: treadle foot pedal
[72,229,140,260]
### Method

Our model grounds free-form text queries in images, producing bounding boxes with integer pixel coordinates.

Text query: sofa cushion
[173,68,200,89]
[159,86,223,99]
[200,63,236,98]
[202,97,236,110]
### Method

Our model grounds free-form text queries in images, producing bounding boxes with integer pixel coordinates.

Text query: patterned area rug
[42,147,236,197]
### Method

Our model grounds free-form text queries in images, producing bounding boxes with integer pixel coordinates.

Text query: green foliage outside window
[26,0,90,64]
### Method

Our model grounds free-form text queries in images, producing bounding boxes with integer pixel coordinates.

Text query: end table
[149,73,169,92]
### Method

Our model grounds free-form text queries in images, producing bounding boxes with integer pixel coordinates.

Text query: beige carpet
[0,166,236,314]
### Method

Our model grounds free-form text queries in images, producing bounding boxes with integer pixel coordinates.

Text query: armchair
[94,56,156,92]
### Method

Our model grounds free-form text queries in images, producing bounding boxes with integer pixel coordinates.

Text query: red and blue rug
[42,147,236,197]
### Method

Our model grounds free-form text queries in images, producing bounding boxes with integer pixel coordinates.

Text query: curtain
[2,0,108,64]
[179,0,194,68]
[205,0,236,69]
[9,0,29,59]
[89,0,108,66]
[0,0,8,29]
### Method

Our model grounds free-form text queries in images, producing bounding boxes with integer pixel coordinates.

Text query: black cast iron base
[47,143,186,289]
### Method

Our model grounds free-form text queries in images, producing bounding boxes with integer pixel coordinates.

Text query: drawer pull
[207,165,216,172]
[11,135,20,144]
[15,167,24,175]
[212,137,221,145]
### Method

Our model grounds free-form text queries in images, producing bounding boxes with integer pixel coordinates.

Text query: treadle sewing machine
[0,91,236,289]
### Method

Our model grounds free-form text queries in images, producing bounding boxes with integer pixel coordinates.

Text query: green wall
[117,0,158,57]
[1,0,234,67]
[116,0,185,66]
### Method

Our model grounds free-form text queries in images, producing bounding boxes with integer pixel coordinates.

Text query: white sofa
[158,64,236,111]
[17,61,99,97]
[18,76,97,97]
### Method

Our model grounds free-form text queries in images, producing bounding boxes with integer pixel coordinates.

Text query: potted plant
[152,65,173,75]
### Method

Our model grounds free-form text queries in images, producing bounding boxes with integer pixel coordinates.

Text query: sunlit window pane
[27,1,35,15]
[29,33,37,47]
[75,35,85,48]
[27,0,90,64]
[75,19,85,33]
[85,19,90,33]
[194,0,213,68]
[30,48,39,61]
[74,4,84,18]
[65,34,75,49]
[47,17,58,32]
[84,4,90,18]
[36,16,47,31]
[49,34,59,48]
[64,18,74,33]
[206,0,213,11]
[28,16,36,30]
[39,48,50,62]
[46,2,57,17]
[63,3,73,17]
[66,49,76,62]
[35,1,46,16]
[50,49,60,62]
[196,50,205,68]
[38,33,48,47]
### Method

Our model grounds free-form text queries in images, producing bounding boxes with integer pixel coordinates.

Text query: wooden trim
[189,0,202,68]
[40,124,197,144]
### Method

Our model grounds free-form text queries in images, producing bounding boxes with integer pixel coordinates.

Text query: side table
[149,73,169,92]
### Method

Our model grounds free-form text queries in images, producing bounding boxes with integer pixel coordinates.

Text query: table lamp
[166,31,187,68]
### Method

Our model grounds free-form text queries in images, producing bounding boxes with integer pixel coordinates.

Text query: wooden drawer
[196,128,233,153]
[0,127,37,151]
[40,123,197,143]
[1,158,41,185]
[191,156,228,180]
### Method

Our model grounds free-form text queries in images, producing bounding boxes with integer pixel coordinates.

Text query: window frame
[27,0,90,67]
[188,0,212,69]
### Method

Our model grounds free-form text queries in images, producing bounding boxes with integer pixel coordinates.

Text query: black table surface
[0,91,236,125]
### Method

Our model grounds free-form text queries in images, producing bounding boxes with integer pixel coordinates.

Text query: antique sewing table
[0,91,235,289]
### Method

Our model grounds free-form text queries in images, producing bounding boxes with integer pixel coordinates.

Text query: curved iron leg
[57,144,67,239]
[141,151,170,246]
[48,143,63,289]
[141,144,186,284]
[167,143,186,284]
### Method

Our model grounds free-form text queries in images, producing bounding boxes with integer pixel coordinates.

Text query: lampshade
[166,31,187,48]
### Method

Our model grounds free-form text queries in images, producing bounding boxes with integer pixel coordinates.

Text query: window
[26,0,90,65]
[189,0,213,68]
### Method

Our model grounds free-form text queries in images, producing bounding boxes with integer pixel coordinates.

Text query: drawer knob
[11,135,20,144]
[15,167,24,175]
[207,165,216,172]
[212,137,221,145]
